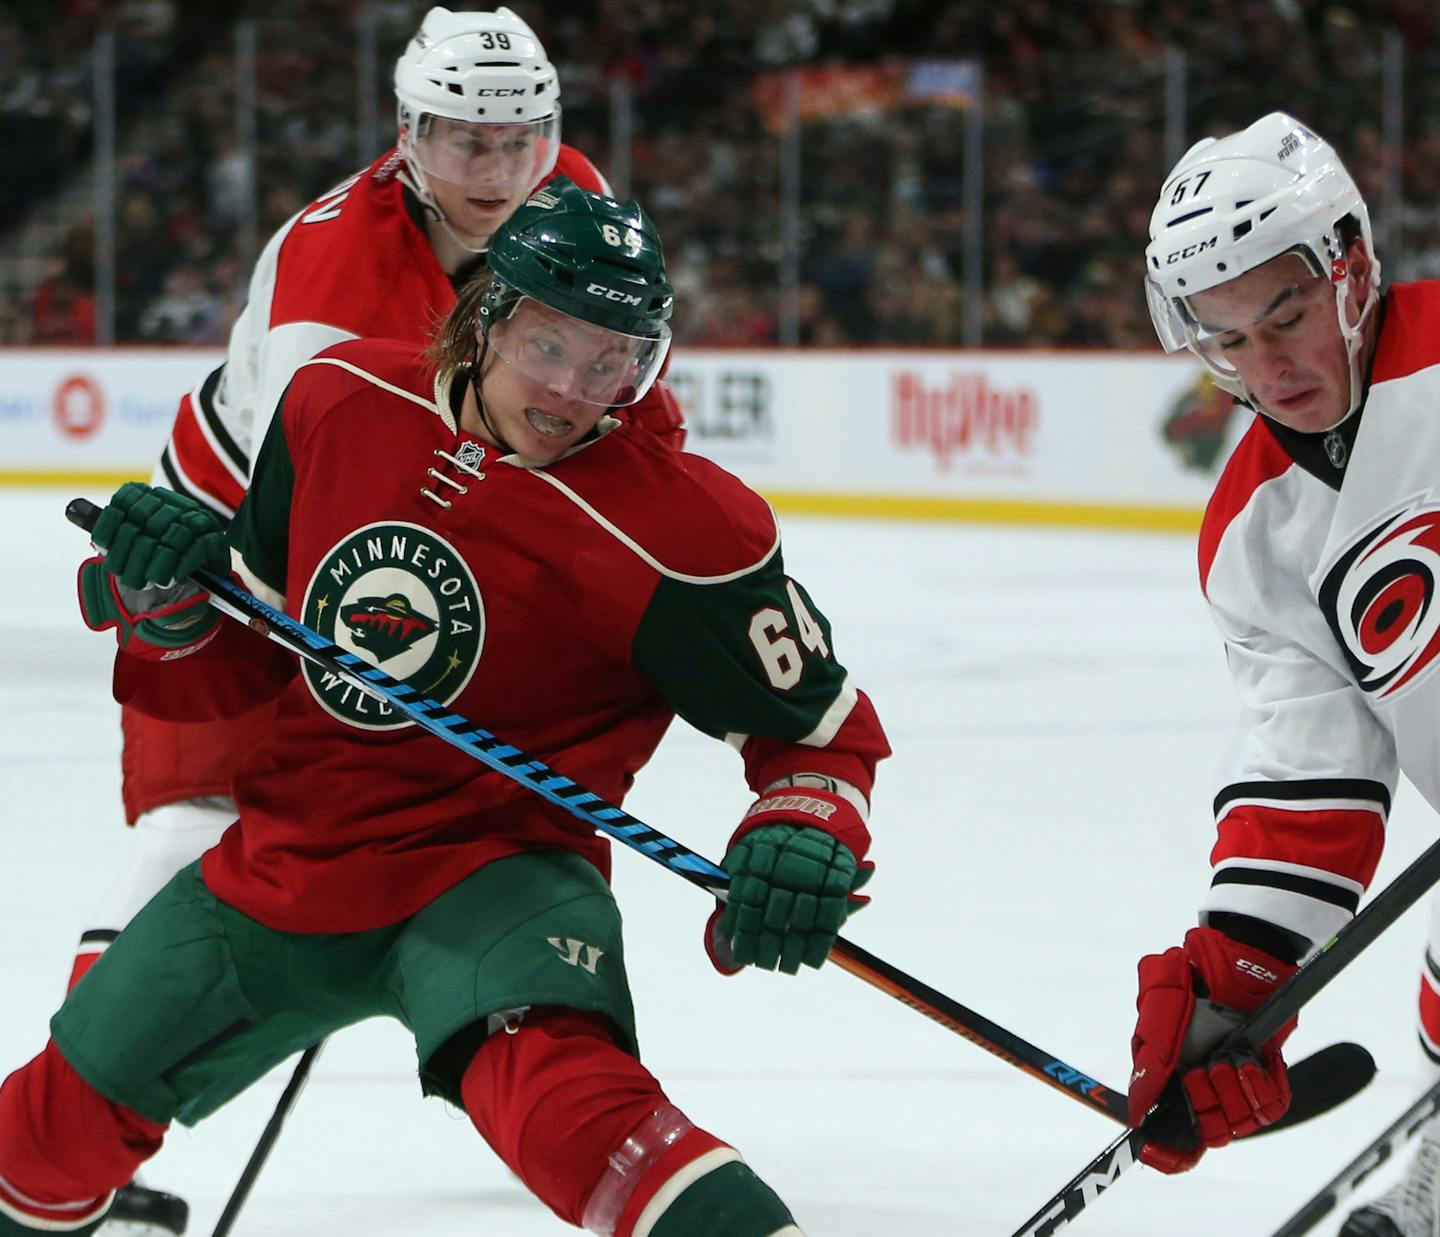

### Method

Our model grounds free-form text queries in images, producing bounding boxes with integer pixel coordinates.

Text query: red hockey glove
[1129,926,1297,1174]
[626,378,686,451]
[705,786,873,976]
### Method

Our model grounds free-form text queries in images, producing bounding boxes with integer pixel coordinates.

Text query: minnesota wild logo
[301,521,484,730]
[340,594,437,660]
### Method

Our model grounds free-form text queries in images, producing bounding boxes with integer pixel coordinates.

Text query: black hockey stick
[65,498,1372,1138]
[210,1042,323,1237]
[1008,832,1440,1237]
[1267,1070,1440,1237]
[1255,1040,1374,1135]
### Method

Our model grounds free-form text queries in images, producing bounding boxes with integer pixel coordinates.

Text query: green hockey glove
[90,482,229,588]
[77,483,229,656]
[709,789,873,976]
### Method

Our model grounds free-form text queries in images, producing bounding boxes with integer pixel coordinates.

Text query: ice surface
[1,485,1431,1236]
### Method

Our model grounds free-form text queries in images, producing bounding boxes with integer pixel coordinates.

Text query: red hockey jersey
[117,340,890,933]
[156,144,610,517]
[120,145,612,823]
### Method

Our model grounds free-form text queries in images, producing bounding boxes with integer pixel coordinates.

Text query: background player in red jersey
[1131,112,1440,1236]
[79,10,683,1225]
[0,180,886,1237]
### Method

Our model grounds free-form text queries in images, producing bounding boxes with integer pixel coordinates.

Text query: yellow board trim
[761,490,1204,533]
[0,473,1204,534]
[0,471,147,489]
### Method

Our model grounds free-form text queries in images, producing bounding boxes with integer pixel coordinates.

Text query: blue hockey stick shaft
[68,495,1139,1124]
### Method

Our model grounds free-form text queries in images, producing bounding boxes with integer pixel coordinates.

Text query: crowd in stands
[2,0,1438,349]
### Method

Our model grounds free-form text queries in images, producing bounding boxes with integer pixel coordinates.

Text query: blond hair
[426,276,494,384]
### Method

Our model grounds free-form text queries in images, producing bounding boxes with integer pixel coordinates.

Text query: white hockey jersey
[1199,280,1440,954]
[154,145,609,517]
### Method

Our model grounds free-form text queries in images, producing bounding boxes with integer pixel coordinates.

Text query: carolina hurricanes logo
[1319,499,1440,700]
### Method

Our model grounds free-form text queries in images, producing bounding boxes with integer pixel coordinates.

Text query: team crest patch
[301,521,483,729]
[1319,497,1440,701]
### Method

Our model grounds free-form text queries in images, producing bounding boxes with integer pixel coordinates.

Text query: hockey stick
[211,1042,323,1237]
[1008,832,1440,1237]
[1267,1071,1440,1237]
[65,499,1371,1137]
[67,498,1134,1123]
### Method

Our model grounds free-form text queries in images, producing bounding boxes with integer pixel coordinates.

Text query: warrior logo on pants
[301,520,484,729]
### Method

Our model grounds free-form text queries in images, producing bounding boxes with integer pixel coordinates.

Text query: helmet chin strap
[469,338,517,455]
[1333,273,1379,428]
[399,159,492,256]
[433,209,492,258]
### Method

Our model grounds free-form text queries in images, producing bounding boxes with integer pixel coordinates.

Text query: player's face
[416,119,542,243]
[468,301,617,463]
[1186,249,1369,433]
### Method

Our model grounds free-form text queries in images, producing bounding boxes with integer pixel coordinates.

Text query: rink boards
[0,346,1241,530]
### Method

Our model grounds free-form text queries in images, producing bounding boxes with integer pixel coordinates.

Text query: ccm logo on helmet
[473,88,526,97]
[1166,237,1218,264]
[586,283,642,305]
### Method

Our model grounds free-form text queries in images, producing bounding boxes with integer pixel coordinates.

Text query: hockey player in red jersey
[1131,111,1440,1235]
[85,10,684,1227]
[0,181,887,1237]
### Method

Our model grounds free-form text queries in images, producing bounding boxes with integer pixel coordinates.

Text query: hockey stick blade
[66,498,1129,1126]
[105,1181,189,1234]
[1259,1041,1376,1136]
[1268,1071,1440,1237]
[1008,830,1440,1237]
[1007,1045,1376,1237]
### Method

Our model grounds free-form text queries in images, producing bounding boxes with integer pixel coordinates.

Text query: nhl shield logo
[301,521,484,729]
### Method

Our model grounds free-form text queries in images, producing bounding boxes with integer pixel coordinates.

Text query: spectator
[988,252,1044,340]
[136,264,221,342]
[5,0,1440,350]
[30,259,95,345]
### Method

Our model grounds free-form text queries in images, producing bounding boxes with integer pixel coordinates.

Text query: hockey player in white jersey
[1133,110,1440,1236]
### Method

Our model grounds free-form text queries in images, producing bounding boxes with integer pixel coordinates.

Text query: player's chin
[449,217,496,247]
[1260,386,1343,432]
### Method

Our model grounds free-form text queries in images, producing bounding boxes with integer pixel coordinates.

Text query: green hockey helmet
[478,178,673,406]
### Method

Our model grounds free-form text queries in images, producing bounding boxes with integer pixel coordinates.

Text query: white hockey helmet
[1144,112,1380,424]
[395,7,561,213]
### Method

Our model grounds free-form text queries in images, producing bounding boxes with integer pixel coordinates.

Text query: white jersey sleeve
[154,209,358,517]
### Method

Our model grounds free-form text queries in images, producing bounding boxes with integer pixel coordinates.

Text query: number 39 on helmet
[394,7,561,209]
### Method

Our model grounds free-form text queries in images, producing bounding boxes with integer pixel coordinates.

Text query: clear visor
[1146,243,1331,366]
[1144,275,1190,354]
[1192,332,1243,375]
[406,113,559,193]
[487,297,671,407]
[1146,275,1246,376]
